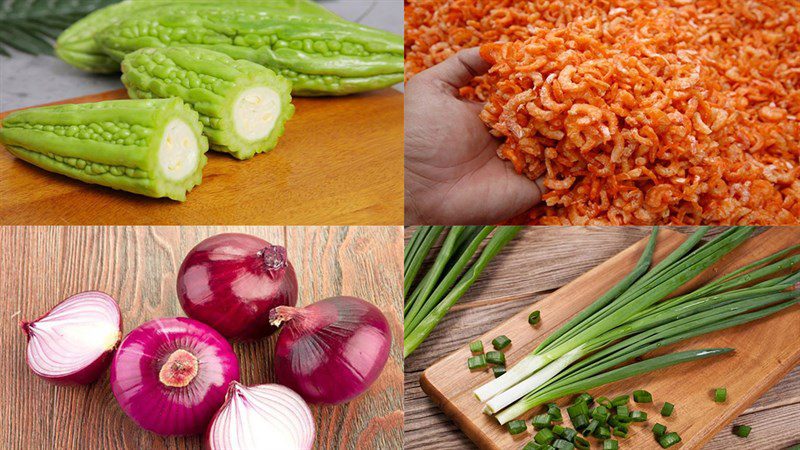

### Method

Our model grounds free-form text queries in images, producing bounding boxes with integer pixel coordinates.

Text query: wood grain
[0,226,403,450]
[0,89,403,225]
[404,226,800,450]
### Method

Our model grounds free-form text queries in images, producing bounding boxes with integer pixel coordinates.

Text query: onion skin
[21,291,122,385]
[177,233,298,340]
[111,317,240,436]
[272,296,391,404]
[205,382,315,450]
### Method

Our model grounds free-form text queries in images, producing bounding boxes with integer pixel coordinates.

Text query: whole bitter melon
[0,98,208,201]
[94,5,404,96]
[122,47,294,160]
[56,0,341,73]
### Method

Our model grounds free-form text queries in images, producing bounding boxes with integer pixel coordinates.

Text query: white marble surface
[0,0,402,111]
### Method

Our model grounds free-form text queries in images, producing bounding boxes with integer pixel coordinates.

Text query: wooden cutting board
[420,227,800,450]
[0,89,402,225]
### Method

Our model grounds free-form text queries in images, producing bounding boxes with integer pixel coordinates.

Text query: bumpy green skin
[0,98,208,201]
[95,5,404,96]
[57,0,341,73]
[122,47,294,160]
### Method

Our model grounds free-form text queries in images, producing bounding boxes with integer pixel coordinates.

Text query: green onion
[534,428,555,444]
[611,395,629,407]
[573,436,590,449]
[547,403,563,422]
[492,366,507,378]
[553,439,574,450]
[660,402,674,417]
[470,340,484,354]
[404,226,521,357]
[523,442,542,450]
[593,426,611,439]
[492,335,512,350]
[404,226,444,297]
[575,393,594,406]
[630,411,647,422]
[612,427,628,438]
[562,428,578,442]
[633,389,653,403]
[615,405,629,420]
[467,354,487,370]
[533,414,552,430]
[529,310,541,325]
[582,420,598,436]
[592,405,609,423]
[652,423,667,437]
[603,440,619,450]
[658,432,682,448]
[572,414,589,430]
[508,419,527,435]
[486,351,506,366]
[596,396,612,408]
[715,387,727,402]
[552,425,565,436]
[733,425,751,437]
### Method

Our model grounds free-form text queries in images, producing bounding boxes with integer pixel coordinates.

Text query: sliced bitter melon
[0,98,209,201]
[122,47,294,160]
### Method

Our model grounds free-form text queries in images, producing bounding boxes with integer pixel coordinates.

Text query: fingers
[415,47,491,92]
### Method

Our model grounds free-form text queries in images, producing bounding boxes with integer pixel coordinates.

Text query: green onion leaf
[470,340,484,354]
[658,432,682,448]
[733,425,751,438]
[714,387,727,403]
[486,351,506,366]
[660,402,674,417]
[508,419,527,435]
[492,366,507,378]
[467,354,487,370]
[633,389,653,403]
[529,310,541,325]
[492,335,512,350]
[652,423,667,437]
[534,427,555,444]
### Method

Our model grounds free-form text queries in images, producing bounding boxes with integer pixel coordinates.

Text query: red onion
[20,291,121,385]
[177,233,298,340]
[270,296,391,404]
[110,317,240,436]
[206,382,315,450]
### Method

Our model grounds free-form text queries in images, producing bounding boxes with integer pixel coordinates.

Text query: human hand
[404,48,544,225]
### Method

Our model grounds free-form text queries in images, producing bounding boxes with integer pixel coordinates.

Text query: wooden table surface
[403,226,800,450]
[0,89,403,225]
[0,226,404,450]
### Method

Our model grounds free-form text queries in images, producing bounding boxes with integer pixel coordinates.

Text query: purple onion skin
[21,291,122,385]
[111,317,240,436]
[177,233,298,340]
[273,296,391,404]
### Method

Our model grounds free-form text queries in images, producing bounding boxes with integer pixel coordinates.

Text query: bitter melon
[0,98,208,201]
[94,5,404,96]
[56,0,340,73]
[122,47,294,160]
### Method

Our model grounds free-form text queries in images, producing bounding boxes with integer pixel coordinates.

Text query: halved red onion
[177,233,298,340]
[206,382,315,450]
[270,296,391,404]
[21,291,122,385]
[111,317,240,436]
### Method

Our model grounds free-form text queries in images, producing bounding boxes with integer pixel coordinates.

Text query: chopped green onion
[552,425,565,436]
[592,405,609,423]
[508,419,527,435]
[596,396,612,408]
[469,340,484,354]
[593,426,611,440]
[582,420,598,437]
[562,428,578,442]
[467,354,486,370]
[611,395,629,407]
[492,366,507,378]
[660,402,674,417]
[715,387,727,403]
[733,425,751,437]
[608,415,624,428]
[535,428,556,444]
[630,410,648,422]
[575,393,594,406]
[492,335,512,350]
[652,423,667,437]
[553,439,574,450]
[533,414,552,430]
[523,442,542,450]
[572,414,589,430]
[568,402,589,417]
[612,427,628,438]
[548,403,563,422]
[603,440,619,450]
[615,405,629,420]
[529,310,541,325]
[658,432,682,448]
[573,436,590,450]
[486,351,506,365]
[633,389,653,403]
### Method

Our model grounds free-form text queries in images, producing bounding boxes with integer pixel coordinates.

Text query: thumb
[415,47,491,94]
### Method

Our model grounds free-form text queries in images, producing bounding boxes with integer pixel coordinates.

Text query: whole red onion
[20,291,122,385]
[110,317,240,436]
[270,296,391,404]
[206,382,315,450]
[177,233,298,340]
